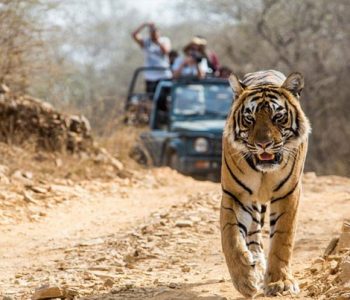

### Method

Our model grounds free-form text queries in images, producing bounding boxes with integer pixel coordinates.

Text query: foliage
[176,0,350,176]
[0,0,349,175]
[0,0,56,91]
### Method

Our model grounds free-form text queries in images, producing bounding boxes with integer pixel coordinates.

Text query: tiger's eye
[275,113,283,118]
[273,113,285,123]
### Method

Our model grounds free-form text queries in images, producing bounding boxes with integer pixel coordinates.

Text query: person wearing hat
[172,37,210,79]
[194,35,220,73]
[132,22,172,94]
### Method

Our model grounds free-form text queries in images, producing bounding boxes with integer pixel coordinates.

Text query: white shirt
[143,37,172,81]
[172,55,210,77]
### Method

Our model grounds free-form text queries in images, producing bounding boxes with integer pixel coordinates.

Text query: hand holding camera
[189,51,204,64]
[182,55,194,66]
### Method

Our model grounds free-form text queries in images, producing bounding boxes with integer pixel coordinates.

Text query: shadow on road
[81,280,242,300]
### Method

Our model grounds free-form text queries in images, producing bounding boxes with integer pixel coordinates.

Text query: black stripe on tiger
[221,205,235,213]
[221,205,248,238]
[269,230,287,239]
[222,188,253,215]
[273,157,297,192]
[238,223,248,237]
[252,204,267,214]
[250,95,262,102]
[281,91,300,137]
[236,110,242,132]
[222,222,248,237]
[260,207,266,227]
[256,101,266,112]
[286,127,299,138]
[251,216,261,224]
[252,204,259,212]
[265,93,278,100]
[269,99,280,106]
[247,241,263,248]
[248,86,279,93]
[271,182,299,204]
[270,212,286,227]
[224,155,253,195]
[222,188,261,225]
[248,229,261,236]
[245,155,258,172]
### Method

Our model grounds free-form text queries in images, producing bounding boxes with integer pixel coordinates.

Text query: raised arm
[196,64,206,79]
[196,58,210,79]
[154,38,170,55]
[131,22,149,48]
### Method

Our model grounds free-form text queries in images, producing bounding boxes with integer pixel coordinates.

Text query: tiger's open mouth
[255,152,282,165]
[257,153,275,161]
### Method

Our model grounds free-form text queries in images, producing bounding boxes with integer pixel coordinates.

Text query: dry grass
[0,118,146,184]
[0,141,121,182]
[97,125,147,170]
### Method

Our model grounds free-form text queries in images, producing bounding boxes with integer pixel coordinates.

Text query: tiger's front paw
[229,249,264,297]
[252,252,266,286]
[231,264,260,298]
[264,277,300,296]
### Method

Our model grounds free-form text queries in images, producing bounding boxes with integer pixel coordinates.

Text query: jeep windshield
[172,83,233,120]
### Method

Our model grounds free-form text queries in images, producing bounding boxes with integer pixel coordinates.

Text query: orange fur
[221,70,310,297]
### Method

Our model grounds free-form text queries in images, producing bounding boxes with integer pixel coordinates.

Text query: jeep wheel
[130,144,151,166]
[168,152,179,171]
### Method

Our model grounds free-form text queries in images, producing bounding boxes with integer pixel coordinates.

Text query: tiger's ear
[282,72,304,97]
[229,73,245,95]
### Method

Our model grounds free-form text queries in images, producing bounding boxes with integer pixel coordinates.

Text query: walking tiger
[221,70,311,297]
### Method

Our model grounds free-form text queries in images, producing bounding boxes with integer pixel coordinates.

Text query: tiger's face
[225,72,311,172]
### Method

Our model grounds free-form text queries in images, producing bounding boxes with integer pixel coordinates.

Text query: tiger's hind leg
[221,195,266,297]
[264,187,300,296]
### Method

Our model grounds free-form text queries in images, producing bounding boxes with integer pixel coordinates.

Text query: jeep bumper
[178,156,221,175]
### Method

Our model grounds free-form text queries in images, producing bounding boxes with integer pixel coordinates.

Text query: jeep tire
[168,152,179,171]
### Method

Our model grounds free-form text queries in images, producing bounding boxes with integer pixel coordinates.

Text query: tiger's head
[224,71,311,172]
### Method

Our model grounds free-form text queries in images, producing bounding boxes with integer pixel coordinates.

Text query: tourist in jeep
[195,35,220,74]
[132,22,172,94]
[172,37,210,79]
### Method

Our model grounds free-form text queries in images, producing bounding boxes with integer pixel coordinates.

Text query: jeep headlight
[194,137,208,153]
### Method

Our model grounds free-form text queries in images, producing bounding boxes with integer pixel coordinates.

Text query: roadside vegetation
[0,0,348,175]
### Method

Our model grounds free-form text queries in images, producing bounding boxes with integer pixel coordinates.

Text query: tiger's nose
[256,141,273,149]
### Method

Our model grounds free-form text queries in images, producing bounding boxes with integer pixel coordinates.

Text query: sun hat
[183,36,207,52]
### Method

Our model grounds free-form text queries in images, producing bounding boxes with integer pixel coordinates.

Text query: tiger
[220,70,311,297]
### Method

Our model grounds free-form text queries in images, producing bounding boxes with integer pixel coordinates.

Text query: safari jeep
[133,75,234,180]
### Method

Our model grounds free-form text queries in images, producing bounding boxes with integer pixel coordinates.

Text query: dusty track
[0,169,349,299]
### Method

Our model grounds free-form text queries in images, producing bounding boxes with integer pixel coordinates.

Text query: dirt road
[0,168,349,299]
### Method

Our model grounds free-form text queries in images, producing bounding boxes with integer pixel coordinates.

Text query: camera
[190,51,204,64]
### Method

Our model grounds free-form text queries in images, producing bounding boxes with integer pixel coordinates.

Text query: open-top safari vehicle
[124,67,170,126]
[127,67,234,179]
